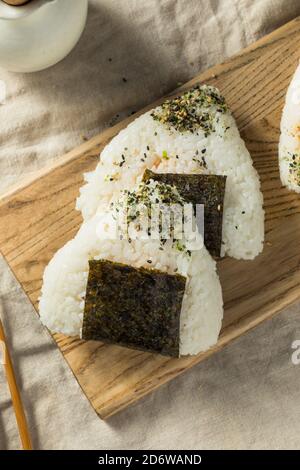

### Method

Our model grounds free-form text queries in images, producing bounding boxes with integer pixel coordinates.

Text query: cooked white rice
[40,181,223,356]
[279,63,300,193]
[77,85,264,259]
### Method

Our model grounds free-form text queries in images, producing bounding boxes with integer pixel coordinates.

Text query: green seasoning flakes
[82,260,186,357]
[143,169,227,257]
[287,152,300,186]
[151,85,228,135]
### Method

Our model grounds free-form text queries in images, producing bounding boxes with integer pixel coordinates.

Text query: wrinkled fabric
[0,0,300,450]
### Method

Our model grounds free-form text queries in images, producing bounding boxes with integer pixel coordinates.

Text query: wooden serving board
[1,18,300,419]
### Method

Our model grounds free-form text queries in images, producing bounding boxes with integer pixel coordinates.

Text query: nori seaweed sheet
[142,169,226,257]
[82,260,187,357]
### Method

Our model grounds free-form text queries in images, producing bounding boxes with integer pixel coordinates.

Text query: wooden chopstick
[0,319,32,450]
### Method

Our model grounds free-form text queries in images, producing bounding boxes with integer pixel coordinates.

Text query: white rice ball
[279,63,300,193]
[77,85,264,260]
[40,183,223,356]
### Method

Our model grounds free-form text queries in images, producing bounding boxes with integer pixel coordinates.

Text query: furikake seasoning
[82,259,186,357]
[142,169,227,257]
[150,85,228,135]
[287,152,300,187]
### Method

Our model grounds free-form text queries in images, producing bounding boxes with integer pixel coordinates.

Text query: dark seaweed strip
[82,260,186,357]
[142,169,226,257]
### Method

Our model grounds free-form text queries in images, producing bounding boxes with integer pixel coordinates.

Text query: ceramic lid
[0,0,56,20]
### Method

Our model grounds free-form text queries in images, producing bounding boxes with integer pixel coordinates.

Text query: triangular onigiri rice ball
[40,180,223,356]
[77,85,264,260]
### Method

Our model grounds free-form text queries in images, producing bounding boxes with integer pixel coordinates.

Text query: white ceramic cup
[0,0,88,72]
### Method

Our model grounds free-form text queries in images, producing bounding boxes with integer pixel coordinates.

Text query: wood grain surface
[1,17,300,419]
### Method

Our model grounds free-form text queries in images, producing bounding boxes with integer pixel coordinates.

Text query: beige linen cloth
[1,0,300,450]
